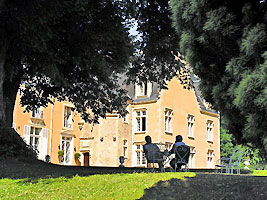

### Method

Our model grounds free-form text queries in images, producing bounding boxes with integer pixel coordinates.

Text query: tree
[127,0,185,88]
[0,0,185,157]
[0,0,136,156]
[170,0,267,154]
[220,127,266,169]
[220,127,235,158]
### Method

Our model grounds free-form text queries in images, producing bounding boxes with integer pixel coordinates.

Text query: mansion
[13,76,220,168]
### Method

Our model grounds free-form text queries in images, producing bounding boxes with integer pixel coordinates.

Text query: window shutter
[23,125,30,145]
[41,128,49,161]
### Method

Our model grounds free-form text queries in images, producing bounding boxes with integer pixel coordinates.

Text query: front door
[84,152,90,166]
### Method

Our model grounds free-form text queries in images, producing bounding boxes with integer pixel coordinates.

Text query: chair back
[229,148,243,164]
[174,145,190,164]
[146,151,164,163]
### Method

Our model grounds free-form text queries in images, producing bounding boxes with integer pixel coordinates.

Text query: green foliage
[0,173,195,200]
[253,170,267,176]
[58,150,64,157]
[239,145,266,170]
[1,0,135,125]
[220,128,235,158]
[127,0,189,89]
[170,0,267,154]
[220,126,266,169]
[74,153,81,159]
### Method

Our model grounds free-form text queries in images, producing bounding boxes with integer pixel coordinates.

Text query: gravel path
[140,174,267,200]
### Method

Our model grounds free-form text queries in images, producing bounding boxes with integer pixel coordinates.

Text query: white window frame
[60,135,74,165]
[136,144,146,166]
[135,109,147,133]
[29,127,42,155]
[206,120,214,142]
[135,82,152,97]
[63,105,73,129]
[207,150,214,168]
[187,114,195,138]
[31,107,43,118]
[189,146,196,168]
[164,109,173,133]
[123,139,128,158]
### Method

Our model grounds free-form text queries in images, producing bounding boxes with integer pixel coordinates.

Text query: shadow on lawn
[0,156,151,181]
[140,174,267,200]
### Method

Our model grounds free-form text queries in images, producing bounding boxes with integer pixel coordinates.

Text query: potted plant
[74,152,81,159]
[58,150,64,157]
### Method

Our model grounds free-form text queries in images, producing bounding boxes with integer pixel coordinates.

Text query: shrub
[74,153,81,159]
[58,150,64,157]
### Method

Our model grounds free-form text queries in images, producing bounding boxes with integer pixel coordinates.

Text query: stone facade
[13,76,220,168]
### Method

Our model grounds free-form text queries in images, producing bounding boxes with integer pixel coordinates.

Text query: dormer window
[140,82,148,96]
[135,82,152,98]
[32,107,43,118]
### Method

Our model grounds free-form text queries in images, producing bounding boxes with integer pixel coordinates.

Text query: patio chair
[146,151,166,172]
[174,145,190,172]
[228,148,243,175]
[215,157,230,173]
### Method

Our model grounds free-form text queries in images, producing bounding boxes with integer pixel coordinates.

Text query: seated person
[143,136,164,171]
[169,135,187,171]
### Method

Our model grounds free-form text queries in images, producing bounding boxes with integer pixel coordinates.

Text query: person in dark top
[143,135,164,171]
[169,135,186,170]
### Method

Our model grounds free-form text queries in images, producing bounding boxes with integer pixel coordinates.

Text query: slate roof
[118,74,219,115]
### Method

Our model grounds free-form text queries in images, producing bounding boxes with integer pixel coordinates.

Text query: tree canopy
[1,0,266,156]
[0,0,137,126]
[171,0,267,154]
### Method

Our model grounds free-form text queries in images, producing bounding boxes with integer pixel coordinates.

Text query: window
[206,120,214,142]
[165,109,173,133]
[187,115,195,138]
[123,139,128,157]
[207,150,214,168]
[136,144,146,166]
[32,107,43,118]
[64,106,73,128]
[136,82,152,97]
[139,82,147,96]
[189,147,196,168]
[61,136,73,165]
[165,142,173,151]
[30,127,41,153]
[136,110,146,132]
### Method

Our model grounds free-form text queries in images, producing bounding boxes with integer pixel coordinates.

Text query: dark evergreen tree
[171,0,267,155]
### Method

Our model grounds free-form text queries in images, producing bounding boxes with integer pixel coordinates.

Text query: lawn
[0,172,195,200]
[252,170,267,176]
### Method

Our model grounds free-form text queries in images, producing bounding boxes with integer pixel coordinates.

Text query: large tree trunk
[0,0,6,126]
[0,1,35,158]
[0,46,5,126]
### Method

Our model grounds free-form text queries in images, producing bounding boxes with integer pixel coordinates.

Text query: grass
[252,170,267,176]
[0,172,195,200]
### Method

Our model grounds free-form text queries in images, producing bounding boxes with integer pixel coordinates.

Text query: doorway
[83,152,90,166]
